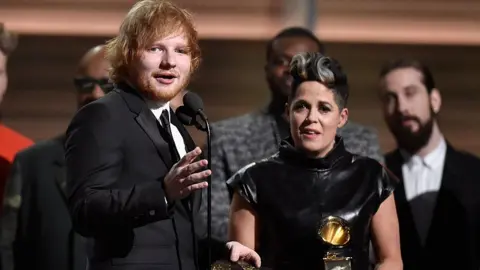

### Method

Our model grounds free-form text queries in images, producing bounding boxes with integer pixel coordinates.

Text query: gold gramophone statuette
[318,216,352,270]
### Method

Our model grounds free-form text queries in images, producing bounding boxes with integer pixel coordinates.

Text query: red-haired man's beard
[136,71,190,103]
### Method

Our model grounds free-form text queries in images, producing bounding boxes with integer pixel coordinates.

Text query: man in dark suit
[64,1,210,270]
[0,44,110,270]
[379,58,480,270]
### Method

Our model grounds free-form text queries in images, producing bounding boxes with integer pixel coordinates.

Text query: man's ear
[338,108,349,128]
[430,88,442,114]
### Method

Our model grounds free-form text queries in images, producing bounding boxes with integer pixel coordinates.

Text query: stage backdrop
[2,35,479,155]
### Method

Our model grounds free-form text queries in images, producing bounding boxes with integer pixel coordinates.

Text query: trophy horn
[318,216,351,247]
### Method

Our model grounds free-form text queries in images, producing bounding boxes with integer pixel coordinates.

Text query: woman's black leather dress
[227,136,397,270]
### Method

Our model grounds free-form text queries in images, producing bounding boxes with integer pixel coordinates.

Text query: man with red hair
[65,1,210,269]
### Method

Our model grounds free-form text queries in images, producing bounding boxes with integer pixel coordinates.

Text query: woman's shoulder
[350,153,399,201]
[350,153,383,169]
[227,152,281,180]
[349,154,399,184]
[225,153,283,206]
[349,153,384,171]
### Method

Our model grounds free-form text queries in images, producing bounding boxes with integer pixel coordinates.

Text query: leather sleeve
[378,164,399,203]
[226,162,258,207]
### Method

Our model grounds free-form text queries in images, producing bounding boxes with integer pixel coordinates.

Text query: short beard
[392,109,435,154]
[137,72,190,103]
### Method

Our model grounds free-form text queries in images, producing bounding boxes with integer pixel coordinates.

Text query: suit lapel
[49,135,68,203]
[116,85,174,168]
[425,145,464,249]
[386,150,423,257]
[134,108,174,167]
[387,150,408,207]
[117,85,200,214]
[53,159,68,203]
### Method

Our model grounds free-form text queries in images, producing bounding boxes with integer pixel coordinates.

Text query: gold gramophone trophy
[318,216,352,270]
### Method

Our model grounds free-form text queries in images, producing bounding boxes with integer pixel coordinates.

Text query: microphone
[175,92,212,267]
[176,105,206,132]
[183,91,208,122]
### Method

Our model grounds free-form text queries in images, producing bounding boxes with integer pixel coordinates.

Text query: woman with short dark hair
[224,53,403,270]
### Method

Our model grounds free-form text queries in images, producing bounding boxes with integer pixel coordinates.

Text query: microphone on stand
[175,92,212,267]
[176,105,207,132]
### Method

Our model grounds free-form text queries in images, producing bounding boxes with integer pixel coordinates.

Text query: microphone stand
[196,112,212,267]
[206,119,212,268]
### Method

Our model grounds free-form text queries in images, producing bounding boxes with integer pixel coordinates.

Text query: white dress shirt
[148,101,187,159]
[400,137,447,245]
[148,101,188,208]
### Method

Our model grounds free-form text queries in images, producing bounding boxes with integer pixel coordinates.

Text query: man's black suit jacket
[385,144,480,270]
[65,85,205,270]
[7,136,87,270]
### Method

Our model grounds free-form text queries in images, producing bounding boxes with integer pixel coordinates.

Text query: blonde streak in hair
[290,53,308,79]
[315,56,335,85]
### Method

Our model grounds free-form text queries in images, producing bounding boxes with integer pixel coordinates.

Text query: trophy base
[324,260,352,270]
[211,260,263,270]
[323,252,352,270]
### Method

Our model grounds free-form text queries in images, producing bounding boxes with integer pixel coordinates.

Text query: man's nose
[161,51,176,68]
[395,95,410,115]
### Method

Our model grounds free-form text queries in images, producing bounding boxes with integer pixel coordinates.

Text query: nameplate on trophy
[211,260,269,270]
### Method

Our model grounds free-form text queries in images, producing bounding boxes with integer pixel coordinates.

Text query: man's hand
[164,147,211,201]
[226,241,261,268]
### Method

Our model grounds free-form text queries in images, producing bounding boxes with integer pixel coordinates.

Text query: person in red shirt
[0,23,33,206]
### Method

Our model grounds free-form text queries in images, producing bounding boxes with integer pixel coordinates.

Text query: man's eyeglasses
[73,77,114,93]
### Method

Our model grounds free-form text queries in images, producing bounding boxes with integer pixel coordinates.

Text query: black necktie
[160,110,192,211]
[159,110,180,162]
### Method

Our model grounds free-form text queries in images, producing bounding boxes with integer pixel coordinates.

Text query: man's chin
[394,129,432,153]
[145,87,181,102]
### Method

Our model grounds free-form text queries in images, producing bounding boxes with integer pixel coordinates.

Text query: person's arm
[226,192,261,267]
[65,102,173,237]
[371,196,402,269]
[228,192,257,249]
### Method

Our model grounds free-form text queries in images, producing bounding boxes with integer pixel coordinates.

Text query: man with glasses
[1,45,110,270]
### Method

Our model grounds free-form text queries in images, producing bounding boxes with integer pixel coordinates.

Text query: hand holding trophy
[318,216,353,270]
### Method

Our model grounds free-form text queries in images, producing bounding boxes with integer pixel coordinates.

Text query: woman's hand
[226,241,261,268]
